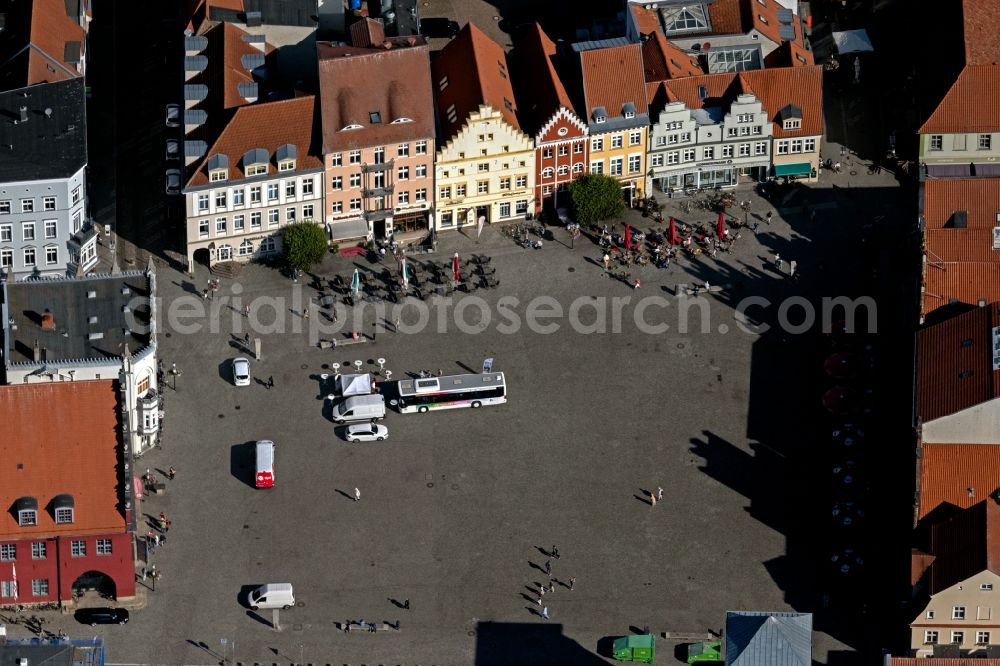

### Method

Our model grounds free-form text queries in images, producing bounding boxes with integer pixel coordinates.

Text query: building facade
[919,66,1000,179]
[182,96,324,269]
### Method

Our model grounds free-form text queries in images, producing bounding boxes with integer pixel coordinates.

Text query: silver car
[345,423,389,442]
[232,357,251,386]
[165,103,180,128]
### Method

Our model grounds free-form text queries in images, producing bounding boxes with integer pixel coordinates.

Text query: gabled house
[511,23,588,215]
[573,39,648,206]
[317,28,435,241]
[725,610,812,665]
[431,22,535,230]
[910,500,1000,657]
[0,0,89,91]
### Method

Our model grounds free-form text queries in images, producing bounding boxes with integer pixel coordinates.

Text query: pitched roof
[317,39,434,153]
[738,66,823,137]
[748,0,808,49]
[629,3,661,37]
[763,40,815,68]
[0,381,125,539]
[662,72,741,110]
[912,549,936,586]
[924,178,1000,229]
[0,0,86,90]
[186,95,322,187]
[928,499,1000,594]
[204,22,274,112]
[642,31,704,83]
[578,42,648,122]
[432,22,521,142]
[186,0,245,33]
[919,444,1000,520]
[705,0,747,35]
[510,23,581,137]
[920,66,1000,134]
[961,0,1000,66]
[725,611,812,666]
[915,302,1000,423]
[0,77,87,182]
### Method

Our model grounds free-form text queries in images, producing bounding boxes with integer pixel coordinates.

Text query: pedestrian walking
[243,304,250,317]
[773,253,782,271]
[548,581,555,593]
[394,317,401,332]
[168,466,176,480]
[765,211,772,224]
[403,599,410,610]
[633,278,641,289]
[354,487,361,502]
[244,332,250,346]
[545,560,552,577]
[657,486,663,500]
[751,221,760,235]
[569,576,576,591]
[833,161,841,173]
[538,584,545,597]
[165,519,171,532]
[650,492,657,506]
[303,309,310,320]
[552,545,560,559]
[789,260,798,278]
[542,606,549,620]
[267,375,274,389]
[536,595,542,606]
[602,253,610,271]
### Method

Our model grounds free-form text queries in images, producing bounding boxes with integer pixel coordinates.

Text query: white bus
[395,373,507,413]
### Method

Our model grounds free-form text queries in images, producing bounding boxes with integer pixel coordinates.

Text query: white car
[345,423,389,442]
[165,103,180,128]
[232,357,251,386]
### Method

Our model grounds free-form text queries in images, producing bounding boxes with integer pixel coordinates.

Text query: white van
[332,394,386,423]
[255,440,275,488]
[248,583,294,610]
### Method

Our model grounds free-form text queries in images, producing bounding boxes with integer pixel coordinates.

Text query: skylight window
[341,123,364,131]
[662,4,709,34]
[369,112,382,124]
[390,117,414,124]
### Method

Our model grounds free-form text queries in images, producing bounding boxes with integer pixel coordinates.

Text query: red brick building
[0,381,136,606]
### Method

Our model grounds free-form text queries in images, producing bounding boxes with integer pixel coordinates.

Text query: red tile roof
[186,0,245,33]
[763,40,815,68]
[579,42,648,123]
[911,549,936,586]
[748,0,808,50]
[924,179,1000,229]
[926,228,998,263]
[201,22,275,112]
[0,0,86,89]
[432,22,521,142]
[915,303,1000,423]
[927,499,1000,594]
[510,23,581,137]
[920,65,1000,134]
[0,381,125,539]
[738,66,824,137]
[662,72,740,110]
[962,0,1000,66]
[317,40,435,153]
[186,95,322,187]
[919,444,1000,520]
[707,0,747,35]
[924,265,1000,320]
[642,31,704,83]
[629,4,661,38]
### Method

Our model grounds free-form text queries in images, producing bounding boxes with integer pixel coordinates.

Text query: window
[239,239,253,256]
[45,246,57,265]
[500,177,511,190]
[70,540,85,557]
[737,113,752,123]
[611,134,623,149]
[791,139,803,153]
[978,631,991,644]
[331,202,342,214]
[739,144,751,157]
[477,181,489,194]
[331,176,343,191]
[542,167,554,179]
[515,175,527,188]
[954,606,967,619]
[777,140,789,155]
[1,581,15,597]
[573,162,583,173]
[396,143,410,157]
[656,136,667,147]
[628,155,641,173]
[440,187,451,199]
[478,163,490,173]
[267,184,279,201]
[559,145,568,156]
[924,631,939,644]
[983,583,994,591]
[415,188,427,203]
[278,159,295,172]
[31,579,48,597]
[246,164,267,176]
[703,146,715,160]
[591,160,604,174]
[629,131,642,146]
[557,165,569,176]
[926,610,935,619]
[285,182,296,198]
[251,212,262,228]
[260,237,276,254]
[349,198,362,212]
[669,134,680,145]
[666,151,679,165]
[662,4,708,32]
[302,179,314,196]
[215,217,227,233]
[414,164,427,179]
[500,202,511,217]
[197,194,209,212]
[682,149,696,162]
[31,542,46,559]
[43,196,56,211]
[651,154,664,167]
[199,220,209,237]
[41,220,56,239]
[543,148,553,158]
[233,189,245,206]
[21,199,33,213]
[952,631,965,644]
[516,200,528,214]
[415,140,428,155]
[804,138,816,152]
[268,210,279,226]
[373,147,385,164]
[591,137,604,152]
[285,208,296,222]
[330,153,342,167]
[71,187,81,205]
[398,166,409,180]
[0,544,15,560]
[0,200,8,214]
[456,184,466,197]
[22,247,35,266]
[722,145,734,158]
[72,210,81,232]
[96,539,112,556]
[739,126,751,136]
[610,157,623,176]
[349,174,361,188]
[397,191,409,205]
[303,204,313,219]
[18,508,37,526]
[755,142,767,155]
[0,224,9,242]
[0,248,10,268]
[231,214,244,231]
[574,143,584,154]
[250,186,261,204]
[210,169,227,182]
[783,119,801,130]
[543,184,553,195]
[215,191,227,208]
[349,150,362,164]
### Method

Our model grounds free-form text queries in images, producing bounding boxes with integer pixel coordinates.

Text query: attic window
[498,61,507,79]
[623,102,636,119]
[15,496,37,526]
[53,494,75,524]
[438,76,449,91]
[759,14,768,23]
[341,123,364,131]
[751,33,759,40]
[369,112,382,124]
[278,159,295,172]
[244,148,269,175]
[593,106,607,123]
[390,117,414,124]
[783,118,801,130]
[698,85,708,100]
[504,98,513,112]
[210,169,228,182]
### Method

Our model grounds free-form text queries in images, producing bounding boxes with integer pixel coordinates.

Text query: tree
[282,221,328,271]
[568,173,625,227]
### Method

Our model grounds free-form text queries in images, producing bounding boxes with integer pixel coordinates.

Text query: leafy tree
[282,221,328,271]
[568,174,625,227]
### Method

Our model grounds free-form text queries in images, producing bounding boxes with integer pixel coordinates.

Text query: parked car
[165,168,181,195]
[166,138,179,161]
[232,357,251,387]
[420,17,459,37]
[74,607,130,626]
[344,423,389,442]
[165,103,180,128]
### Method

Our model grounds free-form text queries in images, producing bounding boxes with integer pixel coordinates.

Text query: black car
[420,18,460,38]
[74,607,130,626]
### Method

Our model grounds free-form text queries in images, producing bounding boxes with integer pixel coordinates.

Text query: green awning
[774,162,813,177]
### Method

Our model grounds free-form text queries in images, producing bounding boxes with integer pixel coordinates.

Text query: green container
[687,641,722,663]
[612,634,656,663]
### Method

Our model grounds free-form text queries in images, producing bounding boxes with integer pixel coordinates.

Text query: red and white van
[255,440,275,488]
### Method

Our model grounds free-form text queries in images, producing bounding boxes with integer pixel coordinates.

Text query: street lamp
[377,357,386,374]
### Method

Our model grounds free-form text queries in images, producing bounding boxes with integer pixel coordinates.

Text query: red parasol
[717,211,726,239]
[453,253,460,282]
[625,224,632,250]
[669,217,677,245]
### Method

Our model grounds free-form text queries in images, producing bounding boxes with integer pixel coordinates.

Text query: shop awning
[329,218,369,241]
[774,162,813,177]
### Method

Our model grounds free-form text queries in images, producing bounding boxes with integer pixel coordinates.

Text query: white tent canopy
[832,29,874,55]
[335,373,373,397]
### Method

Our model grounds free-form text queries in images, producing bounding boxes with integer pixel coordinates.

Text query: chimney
[18,106,27,122]
[33,339,39,362]
[40,309,55,330]
[382,40,393,49]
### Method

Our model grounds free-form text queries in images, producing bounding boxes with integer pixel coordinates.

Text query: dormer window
[593,106,607,123]
[783,119,801,130]
[779,104,802,131]
[15,496,38,526]
[243,148,269,176]
[278,160,295,172]
[623,102,636,119]
[53,494,75,524]
[207,153,229,182]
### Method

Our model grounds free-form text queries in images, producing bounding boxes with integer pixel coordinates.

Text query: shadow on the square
[474,621,607,665]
